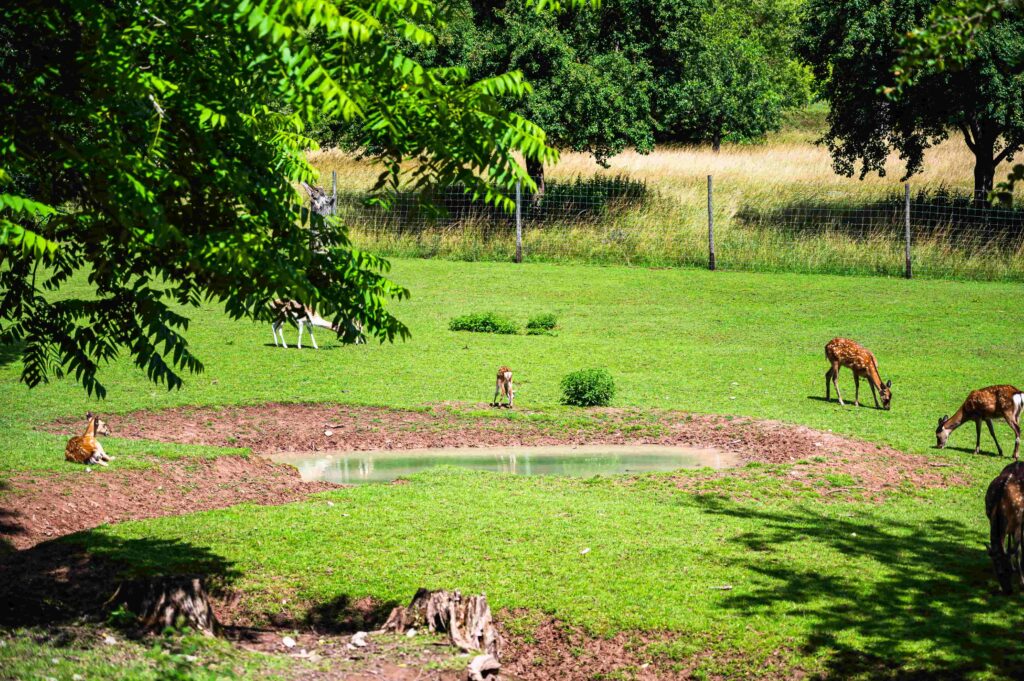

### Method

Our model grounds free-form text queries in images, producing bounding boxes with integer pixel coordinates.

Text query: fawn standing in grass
[493,367,514,408]
[986,461,1024,594]
[824,338,892,409]
[936,385,1024,458]
[65,412,113,466]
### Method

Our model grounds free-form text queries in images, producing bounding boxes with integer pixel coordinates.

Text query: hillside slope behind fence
[328,174,1024,282]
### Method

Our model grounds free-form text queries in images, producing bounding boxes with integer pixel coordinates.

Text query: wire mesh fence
[320,173,1024,282]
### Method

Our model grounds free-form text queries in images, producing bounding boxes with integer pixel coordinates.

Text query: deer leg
[493,381,501,407]
[825,368,833,401]
[854,374,861,407]
[831,364,844,406]
[308,326,319,350]
[974,419,982,455]
[987,419,1004,456]
[296,321,304,349]
[869,380,880,409]
[1005,413,1020,460]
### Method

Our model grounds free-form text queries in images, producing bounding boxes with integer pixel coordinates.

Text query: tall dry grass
[308,131,1024,281]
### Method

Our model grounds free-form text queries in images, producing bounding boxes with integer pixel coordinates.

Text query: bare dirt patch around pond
[1,456,335,551]
[81,402,965,499]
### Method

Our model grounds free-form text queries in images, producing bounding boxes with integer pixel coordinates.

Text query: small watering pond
[270,444,738,484]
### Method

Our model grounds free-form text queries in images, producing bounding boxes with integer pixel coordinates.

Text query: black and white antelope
[270,299,364,349]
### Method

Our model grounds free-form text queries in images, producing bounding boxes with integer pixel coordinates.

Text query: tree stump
[467,653,501,681]
[382,588,501,657]
[108,576,220,637]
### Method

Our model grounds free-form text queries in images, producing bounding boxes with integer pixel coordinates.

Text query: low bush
[560,368,615,407]
[449,312,519,335]
[526,313,558,331]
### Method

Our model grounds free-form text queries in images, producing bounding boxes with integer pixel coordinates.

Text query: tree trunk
[108,576,220,636]
[974,152,996,208]
[382,588,502,657]
[712,133,721,154]
[525,156,545,204]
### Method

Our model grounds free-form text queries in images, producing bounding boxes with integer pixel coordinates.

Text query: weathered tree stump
[108,576,220,636]
[382,588,501,657]
[467,653,501,681]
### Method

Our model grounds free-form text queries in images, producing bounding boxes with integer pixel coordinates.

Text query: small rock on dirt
[351,631,369,647]
[282,636,296,649]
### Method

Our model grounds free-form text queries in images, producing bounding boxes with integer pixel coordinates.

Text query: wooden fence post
[515,179,523,264]
[707,175,716,271]
[904,182,912,279]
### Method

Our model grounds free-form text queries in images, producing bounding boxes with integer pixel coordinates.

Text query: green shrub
[526,313,558,331]
[560,368,615,407]
[449,312,519,335]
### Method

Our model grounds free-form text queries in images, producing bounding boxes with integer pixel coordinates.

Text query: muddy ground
[2,455,336,551]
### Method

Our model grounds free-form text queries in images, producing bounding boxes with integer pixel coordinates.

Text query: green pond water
[270,445,738,484]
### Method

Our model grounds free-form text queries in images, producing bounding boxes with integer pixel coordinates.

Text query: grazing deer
[270,299,365,349]
[493,366,514,408]
[65,412,113,466]
[824,337,892,409]
[936,385,1024,458]
[986,461,1024,594]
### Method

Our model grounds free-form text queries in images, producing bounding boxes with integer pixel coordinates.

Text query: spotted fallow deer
[65,412,113,466]
[270,299,364,349]
[936,385,1024,459]
[824,338,892,410]
[986,461,1024,594]
[493,366,514,408]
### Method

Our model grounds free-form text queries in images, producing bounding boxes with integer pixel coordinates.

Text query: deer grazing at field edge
[270,299,365,349]
[936,385,1024,459]
[986,461,1024,594]
[493,366,514,408]
[65,412,113,466]
[824,338,892,409]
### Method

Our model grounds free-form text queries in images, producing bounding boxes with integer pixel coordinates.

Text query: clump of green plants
[560,368,615,407]
[526,313,558,335]
[449,312,519,335]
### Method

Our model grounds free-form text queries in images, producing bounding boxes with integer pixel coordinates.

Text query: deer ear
[939,415,949,427]
[886,379,892,388]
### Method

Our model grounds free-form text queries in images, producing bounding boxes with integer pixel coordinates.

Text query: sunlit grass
[307,123,1024,280]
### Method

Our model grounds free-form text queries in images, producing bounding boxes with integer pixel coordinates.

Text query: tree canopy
[801,0,1024,203]
[320,0,809,185]
[0,0,581,395]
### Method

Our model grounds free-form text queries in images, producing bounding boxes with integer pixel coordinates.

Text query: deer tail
[1013,393,1024,423]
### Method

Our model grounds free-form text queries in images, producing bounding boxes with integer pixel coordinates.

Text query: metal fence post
[515,179,523,264]
[904,182,912,279]
[331,170,337,216]
[707,175,716,271]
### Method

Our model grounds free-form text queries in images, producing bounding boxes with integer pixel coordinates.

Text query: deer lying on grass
[986,461,1024,594]
[936,385,1024,459]
[824,338,892,409]
[493,366,514,408]
[270,299,365,350]
[65,412,113,466]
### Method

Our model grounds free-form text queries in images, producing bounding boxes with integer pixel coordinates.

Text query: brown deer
[824,338,892,409]
[270,299,364,349]
[493,366,514,408]
[936,385,1024,458]
[985,461,1024,594]
[64,412,113,466]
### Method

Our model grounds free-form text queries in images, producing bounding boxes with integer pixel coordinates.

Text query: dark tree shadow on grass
[691,495,1024,679]
[0,533,237,628]
[0,479,20,556]
[0,340,23,369]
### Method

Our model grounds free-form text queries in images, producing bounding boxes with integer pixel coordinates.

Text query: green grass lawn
[3,258,1024,678]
